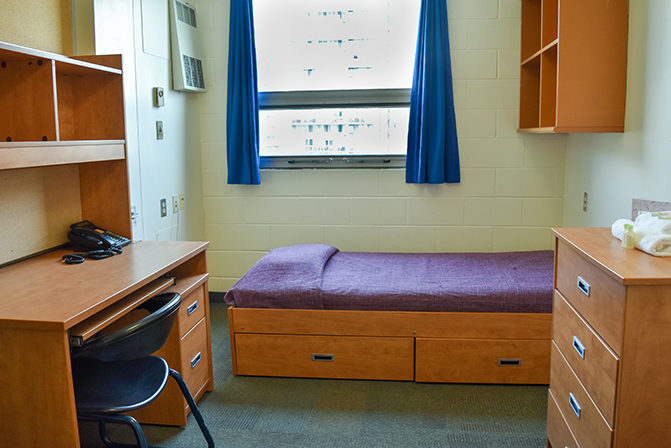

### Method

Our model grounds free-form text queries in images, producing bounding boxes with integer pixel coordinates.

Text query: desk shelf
[0,41,126,167]
[0,140,125,170]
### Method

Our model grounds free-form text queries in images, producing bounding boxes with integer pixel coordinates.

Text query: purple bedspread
[224,244,554,313]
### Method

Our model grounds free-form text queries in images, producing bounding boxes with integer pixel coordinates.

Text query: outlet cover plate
[160,198,167,217]
[172,195,179,214]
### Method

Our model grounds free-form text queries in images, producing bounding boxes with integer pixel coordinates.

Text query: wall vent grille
[175,1,197,27]
[170,0,205,92]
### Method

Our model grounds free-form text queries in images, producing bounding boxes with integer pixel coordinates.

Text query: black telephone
[67,221,131,251]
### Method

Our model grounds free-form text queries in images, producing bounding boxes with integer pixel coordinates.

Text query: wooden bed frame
[228,307,552,384]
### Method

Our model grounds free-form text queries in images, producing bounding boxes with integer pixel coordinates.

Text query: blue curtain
[226,0,260,184]
[406,0,460,184]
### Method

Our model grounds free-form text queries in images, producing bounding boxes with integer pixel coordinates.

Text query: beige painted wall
[0,0,81,264]
[196,0,567,292]
[563,0,671,227]
[0,0,72,54]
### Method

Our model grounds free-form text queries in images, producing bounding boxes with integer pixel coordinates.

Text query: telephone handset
[67,221,131,251]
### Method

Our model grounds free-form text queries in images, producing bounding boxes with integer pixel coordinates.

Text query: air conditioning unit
[169,0,206,92]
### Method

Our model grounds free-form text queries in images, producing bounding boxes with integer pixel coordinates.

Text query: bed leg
[227,306,239,375]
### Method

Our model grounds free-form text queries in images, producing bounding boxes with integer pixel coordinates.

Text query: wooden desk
[0,241,213,448]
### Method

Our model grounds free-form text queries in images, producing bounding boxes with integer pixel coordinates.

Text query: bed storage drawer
[547,389,581,448]
[415,338,550,384]
[234,334,414,380]
[553,290,618,426]
[549,343,613,448]
[555,240,625,354]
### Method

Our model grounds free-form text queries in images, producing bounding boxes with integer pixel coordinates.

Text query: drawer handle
[312,353,334,362]
[577,276,591,297]
[191,352,202,369]
[572,336,586,359]
[498,358,521,366]
[569,392,582,419]
[187,300,199,316]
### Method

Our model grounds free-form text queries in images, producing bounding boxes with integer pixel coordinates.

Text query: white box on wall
[169,0,206,92]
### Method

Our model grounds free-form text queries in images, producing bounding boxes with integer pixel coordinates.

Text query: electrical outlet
[160,198,167,217]
[582,192,589,212]
[156,120,164,140]
[179,193,185,211]
[172,194,179,214]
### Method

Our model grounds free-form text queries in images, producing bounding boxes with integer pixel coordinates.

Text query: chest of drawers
[548,227,671,447]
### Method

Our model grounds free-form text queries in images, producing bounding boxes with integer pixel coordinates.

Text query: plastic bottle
[622,223,636,249]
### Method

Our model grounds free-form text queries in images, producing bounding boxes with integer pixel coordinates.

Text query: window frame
[252,0,421,168]
[258,88,410,168]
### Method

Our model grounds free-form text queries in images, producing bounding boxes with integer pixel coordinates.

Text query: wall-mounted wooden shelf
[519,0,629,133]
[0,41,125,164]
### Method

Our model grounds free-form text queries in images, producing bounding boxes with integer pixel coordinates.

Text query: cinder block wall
[195,0,566,292]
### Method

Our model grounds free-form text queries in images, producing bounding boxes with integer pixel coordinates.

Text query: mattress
[224,244,554,313]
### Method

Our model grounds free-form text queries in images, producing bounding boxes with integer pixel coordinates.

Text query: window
[253,0,421,167]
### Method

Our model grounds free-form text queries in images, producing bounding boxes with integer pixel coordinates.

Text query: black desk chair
[71,292,215,448]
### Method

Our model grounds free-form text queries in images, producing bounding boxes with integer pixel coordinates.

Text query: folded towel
[634,211,671,235]
[637,233,671,256]
[611,218,671,256]
[650,211,671,219]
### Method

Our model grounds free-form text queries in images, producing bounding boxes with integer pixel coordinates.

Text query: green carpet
[79,303,549,447]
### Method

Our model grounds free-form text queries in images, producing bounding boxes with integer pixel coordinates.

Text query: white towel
[611,217,671,256]
[650,211,671,219]
[636,233,671,256]
[634,211,671,235]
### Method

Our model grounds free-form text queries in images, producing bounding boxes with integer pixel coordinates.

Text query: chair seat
[72,356,169,414]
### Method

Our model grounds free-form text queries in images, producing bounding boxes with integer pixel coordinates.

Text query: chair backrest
[71,292,182,362]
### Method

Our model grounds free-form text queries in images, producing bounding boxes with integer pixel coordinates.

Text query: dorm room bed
[225,244,554,384]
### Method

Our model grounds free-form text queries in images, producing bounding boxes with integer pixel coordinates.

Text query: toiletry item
[622,223,636,249]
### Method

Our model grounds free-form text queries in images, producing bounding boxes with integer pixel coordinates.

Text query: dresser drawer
[177,284,206,337]
[415,338,550,384]
[550,343,612,448]
[547,389,581,448]
[235,334,414,380]
[555,240,625,354]
[553,290,619,426]
[180,317,210,396]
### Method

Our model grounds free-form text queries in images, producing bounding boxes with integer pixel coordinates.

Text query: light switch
[156,121,164,140]
[153,87,165,107]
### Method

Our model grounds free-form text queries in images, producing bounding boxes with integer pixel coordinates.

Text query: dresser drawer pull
[190,352,202,369]
[577,276,591,297]
[312,353,334,362]
[498,358,521,366]
[572,336,586,359]
[569,393,582,419]
[187,300,199,316]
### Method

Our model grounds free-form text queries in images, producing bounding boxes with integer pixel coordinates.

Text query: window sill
[260,156,406,169]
